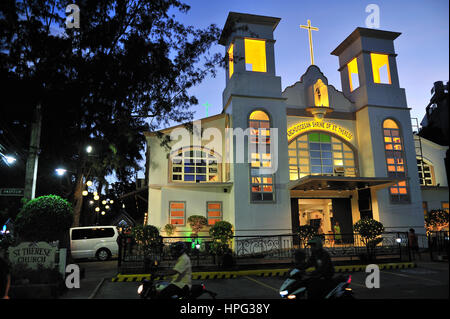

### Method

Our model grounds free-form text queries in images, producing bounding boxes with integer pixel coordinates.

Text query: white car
[70,226,119,261]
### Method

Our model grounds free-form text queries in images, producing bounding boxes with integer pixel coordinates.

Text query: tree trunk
[72,172,84,227]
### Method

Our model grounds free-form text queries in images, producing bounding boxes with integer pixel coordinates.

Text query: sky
[171,0,449,124]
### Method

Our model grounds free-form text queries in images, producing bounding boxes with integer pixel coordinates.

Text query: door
[71,228,93,258]
[331,198,353,244]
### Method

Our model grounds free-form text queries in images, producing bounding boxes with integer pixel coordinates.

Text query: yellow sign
[287,120,353,141]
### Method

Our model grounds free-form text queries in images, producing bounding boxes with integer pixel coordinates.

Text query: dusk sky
[171,0,449,125]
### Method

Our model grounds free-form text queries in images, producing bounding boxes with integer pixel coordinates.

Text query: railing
[427,231,449,261]
[117,232,413,273]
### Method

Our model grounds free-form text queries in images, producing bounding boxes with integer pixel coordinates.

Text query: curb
[111,262,416,282]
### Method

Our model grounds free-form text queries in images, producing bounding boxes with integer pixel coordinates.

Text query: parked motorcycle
[137,260,217,299]
[279,268,354,299]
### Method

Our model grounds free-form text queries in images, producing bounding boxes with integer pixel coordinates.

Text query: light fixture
[55,168,67,176]
[395,238,402,243]
[89,200,94,205]
[94,195,100,200]
[109,200,114,204]
[105,205,110,209]
[93,191,98,196]
[101,211,105,215]
[102,200,107,205]
[95,207,100,212]
[2,155,16,165]
[86,145,93,153]
[82,190,88,196]
[86,180,93,187]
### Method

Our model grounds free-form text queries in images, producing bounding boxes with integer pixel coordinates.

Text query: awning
[288,175,399,191]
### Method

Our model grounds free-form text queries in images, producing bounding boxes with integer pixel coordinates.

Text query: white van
[70,226,119,261]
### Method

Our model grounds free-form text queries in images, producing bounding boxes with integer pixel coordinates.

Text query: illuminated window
[383,119,409,202]
[228,43,234,78]
[423,201,428,217]
[207,202,222,225]
[169,201,185,226]
[288,133,357,180]
[171,147,220,183]
[245,39,266,72]
[249,110,273,201]
[347,58,360,91]
[371,53,391,84]
[314,79,329,107]
[417,159,435,186]
[442,202,449,213]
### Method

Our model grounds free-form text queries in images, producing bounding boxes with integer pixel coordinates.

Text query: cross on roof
[300,19,319,65]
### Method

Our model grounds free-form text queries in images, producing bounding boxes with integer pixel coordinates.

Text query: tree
[131,224,160,256]
[14,195,73,243]
[353,218,384,262]
[209,221,233,256]
[0,0,223,226]
[425,209,449,232]
[297,225,317,248]
[187,215,208,237]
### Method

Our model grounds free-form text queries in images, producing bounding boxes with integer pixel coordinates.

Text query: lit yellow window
[347,57,359,91]
[371,53,391,84]
[244,39,266,72]
[228,43,234,78]
[313,79,329,107]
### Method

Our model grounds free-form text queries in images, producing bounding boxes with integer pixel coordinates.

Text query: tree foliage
[14,195,73,242]
[0,0,223,226]
[297,225,317,247]
[353,218,384,245]
[209,221,233,255]
[425,209,449,232]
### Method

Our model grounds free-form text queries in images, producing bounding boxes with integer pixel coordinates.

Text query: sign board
[0,188,24,196]
[287,120,353,142]
[8,242,58,269]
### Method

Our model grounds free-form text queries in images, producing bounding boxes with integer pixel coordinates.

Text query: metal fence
[427,231,449,261]
[117,231,413,274]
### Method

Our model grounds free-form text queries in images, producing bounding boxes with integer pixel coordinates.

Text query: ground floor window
[169,201,185,225]
[207,202,222,225]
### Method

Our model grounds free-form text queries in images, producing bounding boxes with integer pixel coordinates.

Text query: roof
[331,27,401,56]
[219,12,281,45]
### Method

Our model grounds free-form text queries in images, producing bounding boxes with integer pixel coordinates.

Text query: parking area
[85,261,449,299]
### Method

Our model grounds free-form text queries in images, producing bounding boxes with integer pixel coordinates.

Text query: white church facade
[144,12,449,238]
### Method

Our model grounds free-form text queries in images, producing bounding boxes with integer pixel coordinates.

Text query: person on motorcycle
[157,241,192,299]
[304,236,335,299]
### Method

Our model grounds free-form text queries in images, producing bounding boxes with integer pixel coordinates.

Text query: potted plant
[353,218,384,263]
[187,215,208,237]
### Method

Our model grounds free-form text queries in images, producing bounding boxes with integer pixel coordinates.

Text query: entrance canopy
[288,175,399,192]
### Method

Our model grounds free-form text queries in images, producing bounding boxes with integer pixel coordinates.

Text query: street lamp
[1,154,16,165]
[55,168,67,176]
[94,194,100,201]
[86,145,93,153]
[82,190,88,196]
[86,180,93,187]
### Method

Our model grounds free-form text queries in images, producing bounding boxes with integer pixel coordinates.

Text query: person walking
[408,228,421,260]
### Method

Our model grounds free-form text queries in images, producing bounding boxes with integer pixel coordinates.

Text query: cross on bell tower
[300,19,319,65]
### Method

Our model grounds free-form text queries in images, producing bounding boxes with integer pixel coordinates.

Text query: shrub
[353,218,384,261]
[164,224,176,237]
[209,221,233,255]
[187,215,208,236]
[14,195,73,243]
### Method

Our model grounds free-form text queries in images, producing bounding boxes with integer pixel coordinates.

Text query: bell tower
[218,12,291,236]
[331,27,424,232]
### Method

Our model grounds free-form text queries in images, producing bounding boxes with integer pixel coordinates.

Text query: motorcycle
[279,268,354,299]
[137,260,217,299]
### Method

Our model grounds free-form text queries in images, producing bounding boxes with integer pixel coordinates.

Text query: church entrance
[290,197,354,245]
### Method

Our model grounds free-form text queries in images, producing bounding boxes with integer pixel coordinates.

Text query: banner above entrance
[287,120,353,142]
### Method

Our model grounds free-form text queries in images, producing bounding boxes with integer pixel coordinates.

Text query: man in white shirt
[158,242,192,299]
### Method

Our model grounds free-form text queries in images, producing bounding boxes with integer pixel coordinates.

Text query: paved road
[60,259,449,299]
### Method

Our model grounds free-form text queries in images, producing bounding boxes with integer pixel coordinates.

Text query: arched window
[249,110,274,201]
[170,147,220,183]
[383,119,409,202]
[288,132,357,180]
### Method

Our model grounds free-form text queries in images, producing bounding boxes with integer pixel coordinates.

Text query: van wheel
[96,248,111,261]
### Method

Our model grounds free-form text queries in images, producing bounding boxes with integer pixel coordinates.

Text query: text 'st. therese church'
[144,12,448,238]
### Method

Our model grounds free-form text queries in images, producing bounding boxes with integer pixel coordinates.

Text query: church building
[144,12,449,239]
